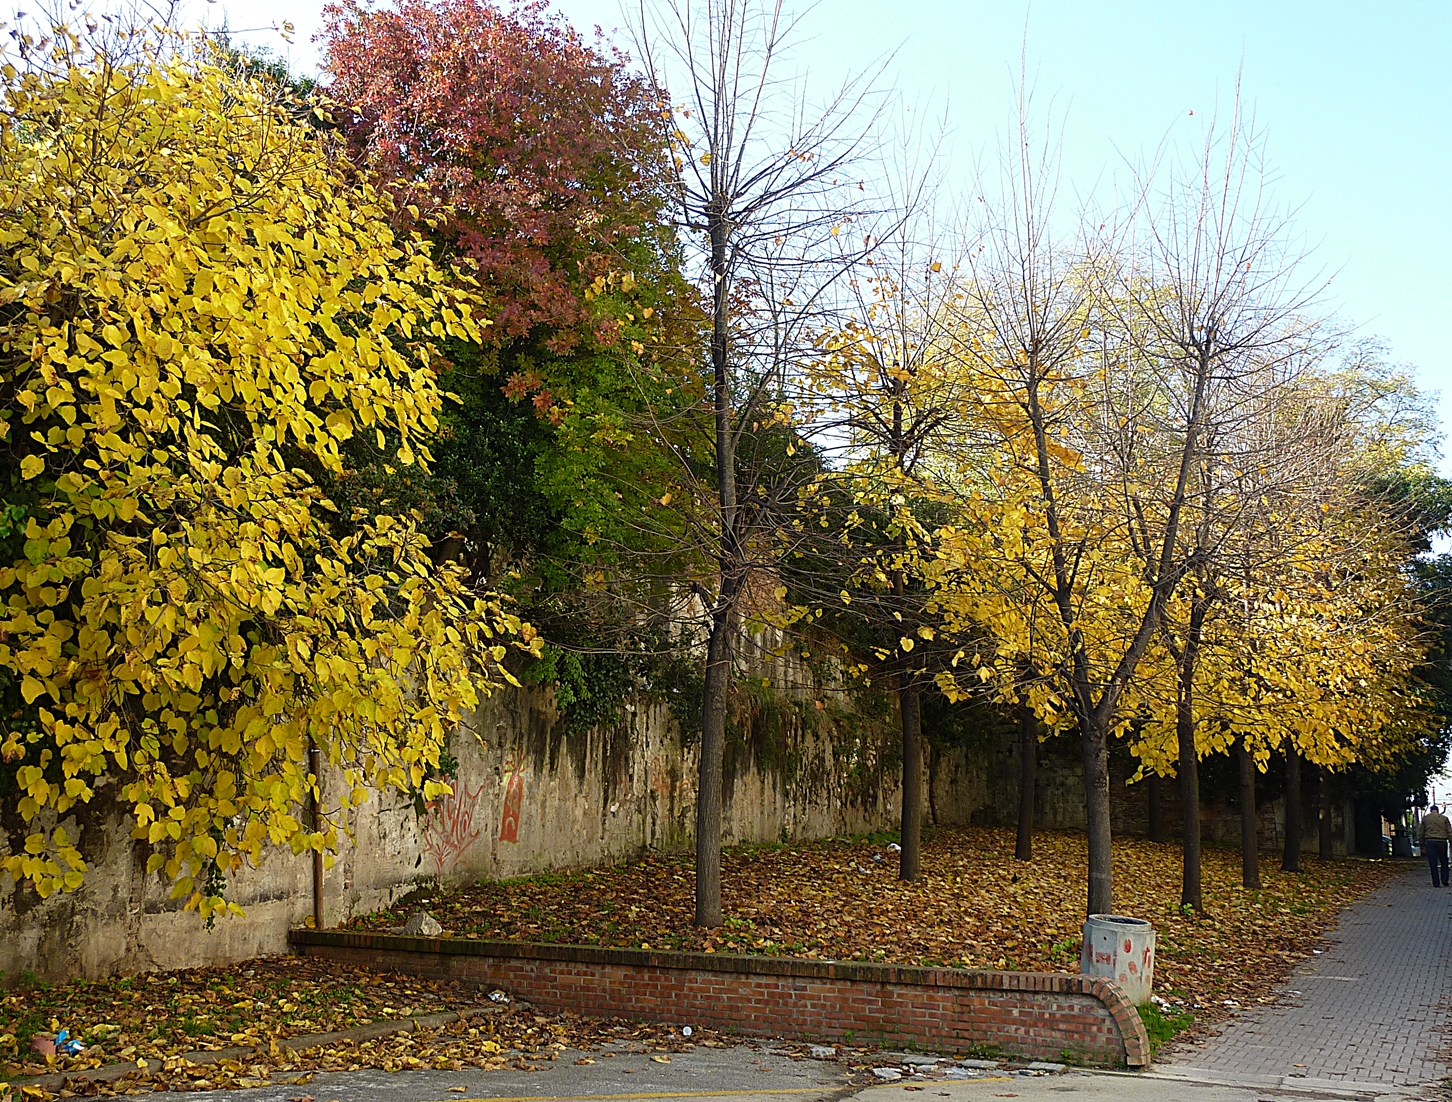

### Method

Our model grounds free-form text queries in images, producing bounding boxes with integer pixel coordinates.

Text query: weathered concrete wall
[2,649,1348,984]
[0,649,930,982]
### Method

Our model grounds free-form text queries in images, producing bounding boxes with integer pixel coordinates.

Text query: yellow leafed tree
[0,26,535,917]
[1129,499,1430,770]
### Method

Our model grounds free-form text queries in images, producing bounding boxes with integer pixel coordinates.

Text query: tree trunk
[1282,744,1302,873]
[465,523,493,586]
[898,673,923,881]
[696,196,737,929]
[1147,772,1165,843]
[430,533,465,569]
[1016,705,1036,861]
[1177,593,1207,911]
[309,741,324,929]
[1177,689,1202,912]
[695,605,733,927]
[886,349,924,881]
[1237,738,1261,889]
[1082,716,1113,915]
[1319,767,1333,860]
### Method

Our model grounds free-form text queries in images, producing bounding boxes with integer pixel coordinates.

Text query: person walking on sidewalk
[1419,804,1451,886]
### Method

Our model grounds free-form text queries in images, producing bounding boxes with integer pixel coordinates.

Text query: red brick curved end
[290,930,1153,1069]
[1077,974,1150,1067]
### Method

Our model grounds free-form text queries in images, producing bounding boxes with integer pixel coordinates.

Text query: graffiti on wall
[420,782,485,878]
[499,757,529,843]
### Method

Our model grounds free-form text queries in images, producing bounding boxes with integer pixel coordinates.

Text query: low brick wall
[289,931,1149,1068]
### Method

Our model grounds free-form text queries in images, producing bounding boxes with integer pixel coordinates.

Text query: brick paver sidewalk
[1163,863,1451,1088]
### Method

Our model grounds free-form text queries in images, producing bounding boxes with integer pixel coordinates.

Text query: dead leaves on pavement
[0,957,720,1098]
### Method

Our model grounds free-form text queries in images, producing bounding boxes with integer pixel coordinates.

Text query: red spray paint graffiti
[420,782,485,878]
[499,758,527,843]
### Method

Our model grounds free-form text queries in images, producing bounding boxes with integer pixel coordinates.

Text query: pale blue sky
[212,0,1451,468]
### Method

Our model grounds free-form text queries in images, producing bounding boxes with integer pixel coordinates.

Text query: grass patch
[961,1042,1004,1060]
[1137,1002,1195,1055]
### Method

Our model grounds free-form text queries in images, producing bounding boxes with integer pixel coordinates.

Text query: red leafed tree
[318,0,697,596]
[321,0,668,354]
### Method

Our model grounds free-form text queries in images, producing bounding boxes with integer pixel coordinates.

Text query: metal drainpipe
[310,742,324,929]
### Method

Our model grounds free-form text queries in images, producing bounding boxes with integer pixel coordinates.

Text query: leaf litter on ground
[0,956,725,1097]
[349,826,1403,1021]
[1,828,1405,1098]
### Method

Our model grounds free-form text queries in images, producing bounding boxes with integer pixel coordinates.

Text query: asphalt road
[150,1043,1439,1102]
[163,1040,855,1102]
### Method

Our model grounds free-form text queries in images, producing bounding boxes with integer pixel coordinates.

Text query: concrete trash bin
[1080,914,1156,1005]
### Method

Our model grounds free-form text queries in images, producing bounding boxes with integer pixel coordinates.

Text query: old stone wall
[2,648,977,982]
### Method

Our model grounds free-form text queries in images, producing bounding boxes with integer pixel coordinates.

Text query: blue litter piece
[54,1029,85,1056]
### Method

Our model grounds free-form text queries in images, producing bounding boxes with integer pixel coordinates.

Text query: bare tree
[945,83,1116,911]
[1138,330,1346,911]
[1145,336,1433,904]
[790,114,988,880]
[631,0,887,925]
[1148,384,1329,909]
[1102,96,1332,912]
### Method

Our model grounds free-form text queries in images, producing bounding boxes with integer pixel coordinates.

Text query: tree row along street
[0,0,1449,1097]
